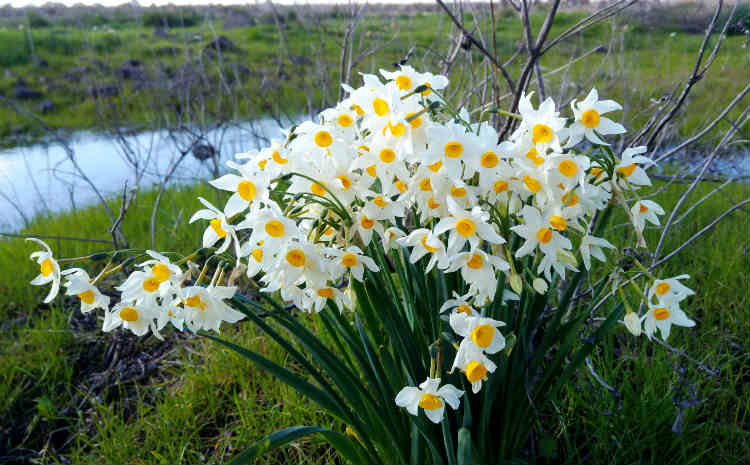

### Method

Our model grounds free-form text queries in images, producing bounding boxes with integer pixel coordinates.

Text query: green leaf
[201,333,344,419]
[230,426,366,465]
[230,426,325,464]
[457,427,474,465]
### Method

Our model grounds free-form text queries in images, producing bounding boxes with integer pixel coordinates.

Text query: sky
[5,0,437,7]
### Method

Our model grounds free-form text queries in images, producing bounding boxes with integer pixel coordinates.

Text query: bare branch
[650,84,750,166]
[435,0,516,95]
[634,0,735,148]
[0,232,115,246]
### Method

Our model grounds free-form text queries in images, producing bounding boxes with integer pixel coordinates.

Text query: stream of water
[0,117,296,232]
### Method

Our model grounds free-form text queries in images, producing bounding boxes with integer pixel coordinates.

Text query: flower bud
[623,312,642,337]
[227,264,247,287]
[508,194,521,215]
[509,272,523,295]
[532,278,548,294]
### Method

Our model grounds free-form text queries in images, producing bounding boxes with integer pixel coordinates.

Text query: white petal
[224,193,249,219]
[423,405,445,424]
[190,209,216,223]
[209,173,242,191]
[593,99,622,114]
[596,117,626,135]
[437,384,464,409]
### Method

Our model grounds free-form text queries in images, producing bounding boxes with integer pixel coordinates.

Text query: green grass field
[1,177,747,463]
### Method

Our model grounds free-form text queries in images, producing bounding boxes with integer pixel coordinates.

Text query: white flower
[566,88,626,147]
[242,239,276,278]
[189,197,242,258]
[548,153,591,193]
[647,274,695,305]
[615,146,653,187]
[434,197,505,254]
[445,249,509,299]
[27,238,61,304]
[240,203,300,253]
[139,250,185,288]
[450,314,506,355]
[513,92,567,153]
[352,211,384,246]
[327,245,379,282]
[261,241,330,292]
[305,285,352,313]
[380,65,449,96]
[511,206,572,258]
[209,161,269,218]
[537,250,578,281]
[380,226,406,250]
[397,228,450,272]
[116,268,170,304]
[104,300,158,337]
[438,291,478,316]
[395,377,463,424]
[579,235,615,271]
[643,301,695,341]
[422,120,480,177]
[180,285,245,333]
[156,297,185,332]
[451,339,497,393]
[62,268,110,313]
[631,200,665,231]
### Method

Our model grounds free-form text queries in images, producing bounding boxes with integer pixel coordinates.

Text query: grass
[0,9,747,148]
[1,176,747,463]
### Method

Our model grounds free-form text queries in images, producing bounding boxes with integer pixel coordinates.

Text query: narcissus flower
[648,275,695,305]
[615,146,653,188]
[514,92,567,153]
[438,292,478,316]
[189,197,242,258]
[579,235,615,271]
[27,238,61,304]
[434,197,506,254]
[445,249,509,300]
[104,301,157,337]
[395,377,463,423]
[180,285,245,333]
[397,228,449,272]
[209,161,269,217]
[451,340,498,393]
[643,301,695,341]
[449,314,506,355]
[512,206,572,258]
[327,245,380,281]
[631,200,665,231]
[566,88,625,147]
[63,268,110,313]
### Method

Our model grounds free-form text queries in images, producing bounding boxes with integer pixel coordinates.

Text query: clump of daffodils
[27,65,696,425]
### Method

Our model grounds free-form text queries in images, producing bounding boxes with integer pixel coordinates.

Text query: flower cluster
[28,245,245,339]
[27,66,698,426]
